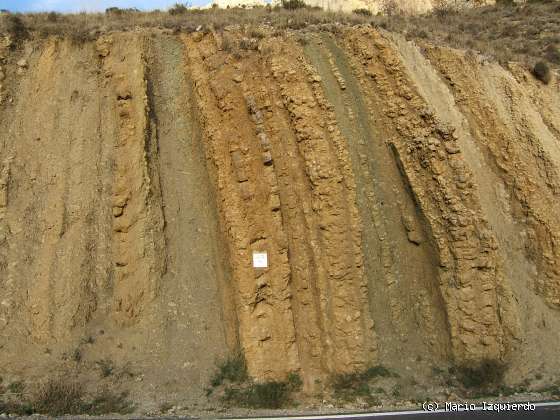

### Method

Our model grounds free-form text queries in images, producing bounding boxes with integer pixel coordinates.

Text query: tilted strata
[96,34,166,325]
[422,46,560,310]
[184,31,376,388]
[1,27,560,405]
[337,27,518,363]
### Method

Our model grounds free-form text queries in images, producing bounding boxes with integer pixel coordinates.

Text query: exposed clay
[1,28,560,410]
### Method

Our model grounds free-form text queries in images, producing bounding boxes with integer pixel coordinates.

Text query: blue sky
[1,0,211,12]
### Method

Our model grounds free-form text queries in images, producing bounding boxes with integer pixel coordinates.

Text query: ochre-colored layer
[1,28,560,397]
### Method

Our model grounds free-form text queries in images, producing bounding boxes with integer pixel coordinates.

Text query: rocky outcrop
[96,34,166,325]
[1,27,559,409]
[292,0,433,14]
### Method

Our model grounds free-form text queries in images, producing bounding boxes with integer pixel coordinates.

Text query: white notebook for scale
[252,251,268,268]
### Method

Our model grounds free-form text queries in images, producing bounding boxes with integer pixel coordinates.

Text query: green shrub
[4,15,28,41]
[533,61,551,84]
[287,372,303,391]
[7,381,25,394]
[223,381,290,409]
[281,0,307,10]
[331,365,398,402]
[96,359,115,377]
[457,359,505,389]
[353,8,373,16]
[105,7,123,14]
[210,352,248,387]
[333,372,372,401]
[169,3,190,15]
[545,44,560,64]
[364,365,397,378]
[245,381,290,408]
[46,12,59,22]
[212,358,299,409]
[105,7,139,14]
[332,372,363,393]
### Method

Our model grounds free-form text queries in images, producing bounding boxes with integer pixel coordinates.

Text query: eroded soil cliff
[1,25,559,414]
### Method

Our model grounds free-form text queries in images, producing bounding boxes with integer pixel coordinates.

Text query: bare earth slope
[1,25,560,413]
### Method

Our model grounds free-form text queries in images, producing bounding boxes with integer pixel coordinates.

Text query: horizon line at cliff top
[0,0,282,13]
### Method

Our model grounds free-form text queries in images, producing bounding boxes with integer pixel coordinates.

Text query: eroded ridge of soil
[1,25,560,411]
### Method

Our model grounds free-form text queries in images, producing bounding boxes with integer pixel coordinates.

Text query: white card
[252,251,268,268]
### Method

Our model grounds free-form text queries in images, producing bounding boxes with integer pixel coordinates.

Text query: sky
[0,0,211,13]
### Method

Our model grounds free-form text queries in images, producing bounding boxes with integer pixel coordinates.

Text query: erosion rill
[1,26,560,409]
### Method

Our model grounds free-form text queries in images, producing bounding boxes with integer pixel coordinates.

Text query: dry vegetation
[381,0,560,69]
[205,353,302,409]
[0,378,133,416]
[1,1,559,72]
[0,5,369,44]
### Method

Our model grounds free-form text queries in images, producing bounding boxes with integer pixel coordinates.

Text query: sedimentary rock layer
[1,27,559,402]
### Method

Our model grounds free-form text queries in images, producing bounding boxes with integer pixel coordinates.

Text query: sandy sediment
[1,26,559,407]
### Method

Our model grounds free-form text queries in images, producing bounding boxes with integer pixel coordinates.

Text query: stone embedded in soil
[445,143,460,154]
[263,151,273,165]
[113,206,124,217]
[407,230,423,245]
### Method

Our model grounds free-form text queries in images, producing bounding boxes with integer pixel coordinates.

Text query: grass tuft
[32,380,84,416]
